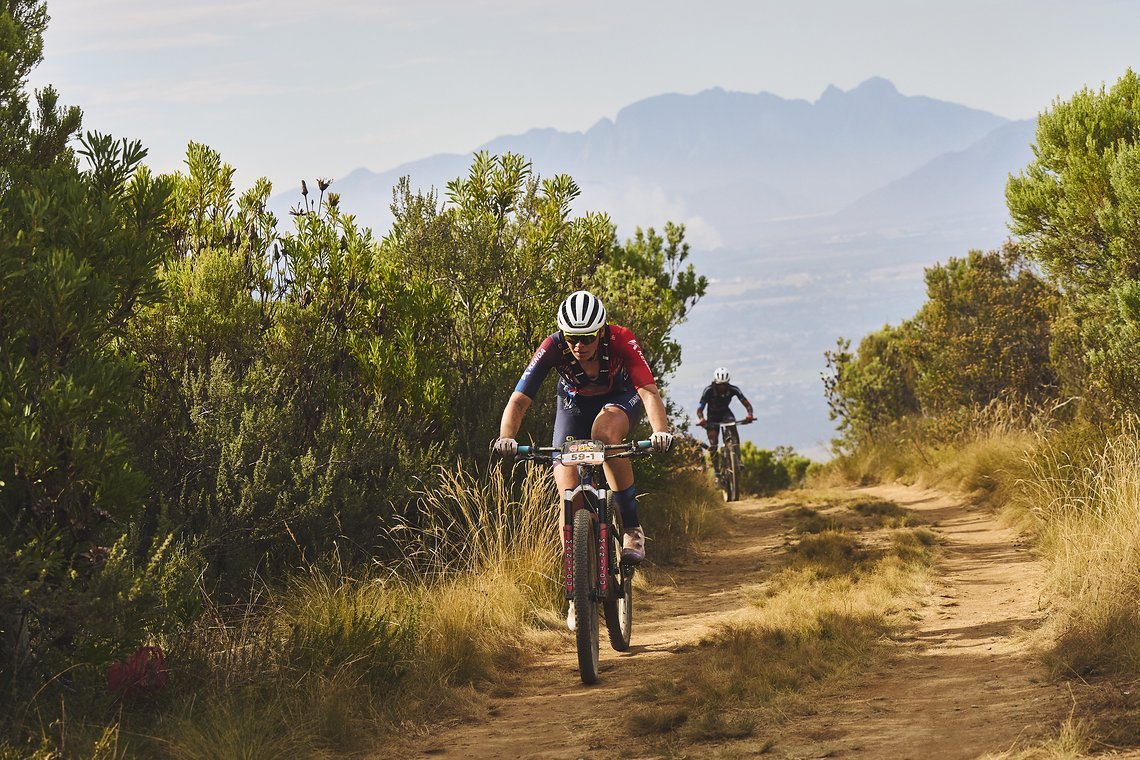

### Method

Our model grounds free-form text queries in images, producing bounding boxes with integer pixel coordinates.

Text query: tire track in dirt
[777,485,1068,759]
[396,485,1070,759]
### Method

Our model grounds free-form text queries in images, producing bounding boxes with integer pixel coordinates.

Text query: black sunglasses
[565,330,599,346]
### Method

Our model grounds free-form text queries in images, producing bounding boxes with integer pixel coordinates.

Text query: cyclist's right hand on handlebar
[493,437,518,456]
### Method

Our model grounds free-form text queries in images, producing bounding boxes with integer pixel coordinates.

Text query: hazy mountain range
[274,77,1039,459]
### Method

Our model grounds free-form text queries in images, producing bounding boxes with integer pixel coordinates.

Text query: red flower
[107,645,168,700]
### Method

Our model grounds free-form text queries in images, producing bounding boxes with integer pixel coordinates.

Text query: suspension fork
[562,464,611,599]
[595,469,611,599]
[562,464,591,598]
[563,495,575,598]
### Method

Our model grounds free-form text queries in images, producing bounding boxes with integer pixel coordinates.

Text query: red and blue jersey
[514,324,657,399]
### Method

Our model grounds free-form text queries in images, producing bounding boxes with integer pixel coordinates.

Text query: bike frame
[516,440,650,602]
[511,438,651,683]
[697,419,752,456]
[561,460,609,601]
[697,418,753,500]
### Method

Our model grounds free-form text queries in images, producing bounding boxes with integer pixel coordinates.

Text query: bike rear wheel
[603,525,633,651]
[725,443,740,502]
[573,508,600,684]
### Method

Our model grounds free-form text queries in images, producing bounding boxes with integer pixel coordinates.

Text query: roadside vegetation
[0,6,728,756]
[9,1,1140,755]
[821,69,1140,749]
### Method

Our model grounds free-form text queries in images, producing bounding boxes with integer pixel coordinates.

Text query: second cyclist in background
[696,367,754,472]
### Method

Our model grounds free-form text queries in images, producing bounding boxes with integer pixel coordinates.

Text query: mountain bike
[513,438,653,685]
[698,419,752,502]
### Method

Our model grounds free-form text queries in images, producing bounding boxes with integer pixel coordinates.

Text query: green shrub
[738,442,814,495]
[1,133,177,701]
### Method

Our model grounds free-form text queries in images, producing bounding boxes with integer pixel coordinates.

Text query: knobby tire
[573,508,600,684]
[603,526,633,651]
[726,443,740,502]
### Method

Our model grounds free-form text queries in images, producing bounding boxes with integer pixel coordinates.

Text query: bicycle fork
[561,484,613,601]
[563,523,574,595]
[597,520,610,598]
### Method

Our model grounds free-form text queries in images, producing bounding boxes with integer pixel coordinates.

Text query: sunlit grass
[980,716,1092,759]
[628,498,936,746]
[639,463,729,564]
[37,459,725,758]
[1012,434,1140,677]
[822,408,1140,748]
[817,399,1044,504]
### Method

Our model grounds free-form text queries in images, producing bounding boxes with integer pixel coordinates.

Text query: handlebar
[515,440,653,462]
[696,418,754,429]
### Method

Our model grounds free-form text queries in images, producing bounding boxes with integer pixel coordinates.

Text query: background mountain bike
[513,439,653,685]
[698,419,752,502]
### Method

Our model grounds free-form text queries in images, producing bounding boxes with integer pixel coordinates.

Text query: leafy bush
[0,133,182,700]
[823,246,1060,450]
[738,442,814,495]
[2,7,716,744]
[1007,68,1140,420]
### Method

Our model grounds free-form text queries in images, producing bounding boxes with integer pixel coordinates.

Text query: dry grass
[639,464,729,564]
[822,409,1140,751]
[1013,435,1140,677]
[33,458,726,758]
[88,464,565,758]
[628,496,936,748]
[781,491,924,535]
[817,398,1045,502]
[981,716,1093,759]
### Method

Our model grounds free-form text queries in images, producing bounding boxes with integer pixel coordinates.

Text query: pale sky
[28,0,1140,196]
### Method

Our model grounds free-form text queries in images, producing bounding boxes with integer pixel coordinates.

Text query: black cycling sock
[613,485,640,529]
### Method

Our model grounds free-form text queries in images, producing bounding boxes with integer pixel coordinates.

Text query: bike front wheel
[603,526,633,652]
[725,443,740,502]
[573,508,600,684]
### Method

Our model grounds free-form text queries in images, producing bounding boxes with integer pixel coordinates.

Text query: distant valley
[272,78,1038,459]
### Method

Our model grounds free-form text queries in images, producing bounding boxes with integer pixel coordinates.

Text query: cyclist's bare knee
[591,406,629,443]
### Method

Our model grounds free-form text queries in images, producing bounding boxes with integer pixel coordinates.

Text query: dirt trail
[401,485,1070,759]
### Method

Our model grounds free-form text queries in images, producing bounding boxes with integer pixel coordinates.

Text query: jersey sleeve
[610,325,657,389]
[513,335,559,398]
[698,385,712,411]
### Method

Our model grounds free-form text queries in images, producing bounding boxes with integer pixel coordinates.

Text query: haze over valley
[275,78,1038,458]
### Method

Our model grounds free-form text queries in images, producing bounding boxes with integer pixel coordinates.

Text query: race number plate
[561,439,605,465]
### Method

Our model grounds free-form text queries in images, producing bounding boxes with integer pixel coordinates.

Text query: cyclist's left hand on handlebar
[744,415,755,423]
[650,431,674,452]
[493,437,518,456]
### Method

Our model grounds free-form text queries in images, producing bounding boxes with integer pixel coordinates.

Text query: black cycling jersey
[698,383,751,422]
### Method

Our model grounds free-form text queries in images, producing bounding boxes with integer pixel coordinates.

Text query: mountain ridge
[285,78,1011,243]
[269,79,1039,458]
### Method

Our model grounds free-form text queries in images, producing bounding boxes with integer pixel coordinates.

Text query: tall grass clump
[820,399,1048,503]
[109,464,564,758]
[1017,433,1140,676]
[981,715,1092,760]
[637,449,727,564]
[387,463,566,687]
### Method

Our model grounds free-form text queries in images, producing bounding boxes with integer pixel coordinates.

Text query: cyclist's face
[565,329,600,361]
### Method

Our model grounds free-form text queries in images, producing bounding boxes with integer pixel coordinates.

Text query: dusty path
[401,485,1069,759]
[778,485,1067,759]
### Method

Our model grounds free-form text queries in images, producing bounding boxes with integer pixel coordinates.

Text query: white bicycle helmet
[713,367,731,383]
[557,290,607,333]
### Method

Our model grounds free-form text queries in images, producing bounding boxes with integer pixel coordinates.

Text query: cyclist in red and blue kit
[494,291,673,587]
